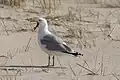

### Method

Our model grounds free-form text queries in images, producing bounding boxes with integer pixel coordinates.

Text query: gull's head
[31,17,48,30]
[37,17,47,24]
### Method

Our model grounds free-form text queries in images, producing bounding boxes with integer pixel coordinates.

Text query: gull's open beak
[29,17,39,31]
[34,22,39,30]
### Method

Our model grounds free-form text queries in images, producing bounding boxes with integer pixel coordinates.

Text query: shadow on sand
[0,65,66,69]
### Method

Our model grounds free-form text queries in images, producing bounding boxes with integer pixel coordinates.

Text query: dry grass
[36,0,61,13]
[0,0,25,6]
[1,0,120,8]
[0,0,120,79]
[44,7,97,49]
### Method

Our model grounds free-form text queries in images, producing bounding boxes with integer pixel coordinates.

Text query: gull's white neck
[38,22,51,38]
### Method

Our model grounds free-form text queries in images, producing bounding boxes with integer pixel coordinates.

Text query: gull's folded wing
[40,34,73,53]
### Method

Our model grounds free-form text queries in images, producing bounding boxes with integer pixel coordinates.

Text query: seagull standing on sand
[33,17,83,66]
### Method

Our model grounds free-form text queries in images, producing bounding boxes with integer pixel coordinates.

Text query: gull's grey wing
[40,34,72,53]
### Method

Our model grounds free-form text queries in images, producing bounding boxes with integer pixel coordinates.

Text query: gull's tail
[62,44,83,56]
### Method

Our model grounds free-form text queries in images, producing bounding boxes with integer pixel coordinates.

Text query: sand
[0,0,120,80]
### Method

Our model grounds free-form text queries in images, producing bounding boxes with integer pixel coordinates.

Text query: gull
[32,17,83,66]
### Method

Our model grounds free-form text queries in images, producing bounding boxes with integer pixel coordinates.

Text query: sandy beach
[0,0,120,80]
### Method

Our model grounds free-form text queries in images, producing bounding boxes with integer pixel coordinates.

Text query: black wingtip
[62,51,83,56]
[72,52,83,56]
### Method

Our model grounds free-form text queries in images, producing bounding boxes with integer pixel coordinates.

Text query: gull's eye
[39,19,42,21]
